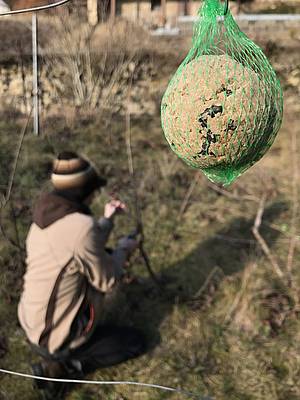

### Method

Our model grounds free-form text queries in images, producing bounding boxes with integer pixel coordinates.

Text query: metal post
[32,12,39,136]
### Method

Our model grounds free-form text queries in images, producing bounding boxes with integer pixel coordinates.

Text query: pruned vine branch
[1,108,32,208]
[0,108,32,252]
[125,111,162,288]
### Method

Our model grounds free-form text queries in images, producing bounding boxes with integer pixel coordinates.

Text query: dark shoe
[31,360,71,399]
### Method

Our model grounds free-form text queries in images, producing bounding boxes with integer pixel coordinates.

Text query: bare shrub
[42,13,151,115]
[98,0,110,23]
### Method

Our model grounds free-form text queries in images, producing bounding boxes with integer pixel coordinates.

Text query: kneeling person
[18,152,145,390]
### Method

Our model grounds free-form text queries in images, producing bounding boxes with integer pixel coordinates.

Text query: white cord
[0,368,212,399]
[0,0,70,15]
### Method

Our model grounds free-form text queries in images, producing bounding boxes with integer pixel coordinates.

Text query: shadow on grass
[23,200,287,400]
[121,200,288,348]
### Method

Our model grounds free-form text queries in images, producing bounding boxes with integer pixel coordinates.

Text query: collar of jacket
[32,191,92,229]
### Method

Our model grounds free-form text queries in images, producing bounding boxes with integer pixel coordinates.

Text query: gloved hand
[117,236,139,258]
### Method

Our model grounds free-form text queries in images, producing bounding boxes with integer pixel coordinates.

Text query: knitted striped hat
[51,152,106,195]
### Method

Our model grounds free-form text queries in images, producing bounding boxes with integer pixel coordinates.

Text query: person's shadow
[116,200,287,348]
[54,200,286,399]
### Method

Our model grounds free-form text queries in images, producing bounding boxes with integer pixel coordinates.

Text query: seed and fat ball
[161,55,265,170]
[161,0,283,185]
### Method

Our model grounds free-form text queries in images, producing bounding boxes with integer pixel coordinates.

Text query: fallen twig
[252,194,284,279]
[224,262,257,325]
[206,181,260,203]
[192,266,224,300]
[179,171,202,218]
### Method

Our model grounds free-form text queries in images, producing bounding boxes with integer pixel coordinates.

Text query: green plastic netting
[161,0,283,186]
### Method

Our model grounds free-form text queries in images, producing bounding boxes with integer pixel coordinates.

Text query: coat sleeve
[75,221,126,293]
[97,217,114,245]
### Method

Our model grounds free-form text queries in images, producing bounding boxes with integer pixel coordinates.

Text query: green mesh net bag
[161,0,283,186]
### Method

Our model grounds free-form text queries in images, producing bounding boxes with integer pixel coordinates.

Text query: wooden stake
[110,0,116,22]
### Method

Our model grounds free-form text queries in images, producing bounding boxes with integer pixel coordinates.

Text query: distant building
[90,0,300,27]
[118,0,201,25]
[106,0,239,26]
[104,0,300,24]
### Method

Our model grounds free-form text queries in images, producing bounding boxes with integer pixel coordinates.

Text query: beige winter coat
[18,212,126,354]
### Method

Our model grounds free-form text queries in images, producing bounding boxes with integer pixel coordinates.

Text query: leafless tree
[43,13,145,118]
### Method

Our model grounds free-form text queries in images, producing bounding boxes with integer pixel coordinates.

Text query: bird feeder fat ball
[161,0,283,185]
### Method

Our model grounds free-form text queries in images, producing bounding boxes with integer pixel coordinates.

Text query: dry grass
[0,24,300,400]
[0,95,299,399]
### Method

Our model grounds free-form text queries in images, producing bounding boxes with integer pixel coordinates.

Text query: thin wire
[0,368,212,400]
[0,0,69,16]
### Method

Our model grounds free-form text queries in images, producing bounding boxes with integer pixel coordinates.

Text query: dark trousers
[32,324,146,373]
[69,324,146,372]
